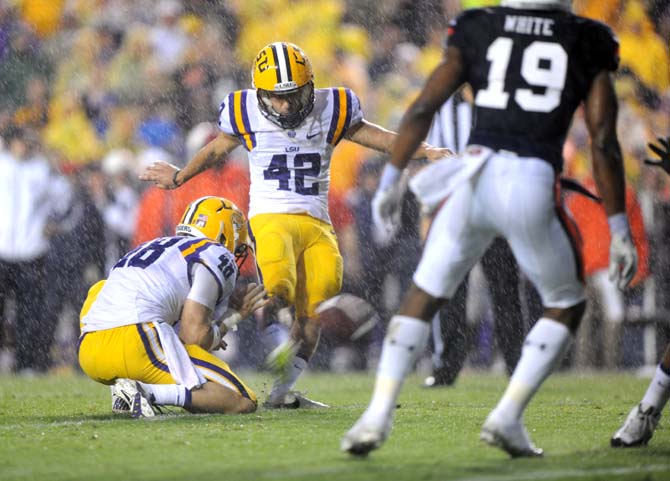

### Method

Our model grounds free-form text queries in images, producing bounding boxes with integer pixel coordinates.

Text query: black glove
[644,137,670,175]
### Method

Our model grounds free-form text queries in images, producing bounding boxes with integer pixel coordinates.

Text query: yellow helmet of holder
[252,42,315,129]
[176,196,249,256]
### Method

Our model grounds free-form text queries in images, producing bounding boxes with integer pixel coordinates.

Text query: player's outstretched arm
[345,120,452,161]
[345,47,464,166]
[645,137,670,175]
[139,132,241,189]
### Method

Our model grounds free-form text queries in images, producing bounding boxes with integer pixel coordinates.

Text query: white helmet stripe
[272,42,290,84]
[281,43,293,81]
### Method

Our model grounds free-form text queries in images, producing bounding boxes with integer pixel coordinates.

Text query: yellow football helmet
[176,196,250,261]
[252,42,315,129]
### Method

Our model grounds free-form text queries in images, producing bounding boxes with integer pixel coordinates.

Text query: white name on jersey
[504,15,555,36]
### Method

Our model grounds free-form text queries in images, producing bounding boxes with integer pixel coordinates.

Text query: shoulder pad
[218,90,258,151]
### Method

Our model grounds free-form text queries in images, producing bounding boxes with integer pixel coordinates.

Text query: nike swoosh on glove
[371,173,408,246]
[608,232,638,290]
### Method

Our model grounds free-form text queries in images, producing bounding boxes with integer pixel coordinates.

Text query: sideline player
[79,196,267,416]
[140,42,450,408]
[611,137,670,447]
[343,0,637,457]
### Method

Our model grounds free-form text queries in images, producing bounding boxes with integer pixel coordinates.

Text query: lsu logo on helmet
[252,42,315,129]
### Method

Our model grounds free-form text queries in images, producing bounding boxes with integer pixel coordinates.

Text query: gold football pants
[78,282,255,401]
[249,213,343,318]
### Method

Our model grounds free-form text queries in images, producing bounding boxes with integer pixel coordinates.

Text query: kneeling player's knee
[191,382,257,414]
[230,396,257,414]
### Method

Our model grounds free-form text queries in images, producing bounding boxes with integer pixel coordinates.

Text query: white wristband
[209,324,222,351]
[222,311,242,331]
[608,213,631,237]
[378,163,402,191]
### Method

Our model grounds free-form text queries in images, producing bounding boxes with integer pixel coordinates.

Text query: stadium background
[0,0,668,375]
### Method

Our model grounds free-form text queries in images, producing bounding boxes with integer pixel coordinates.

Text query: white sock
[366,315,430,420]
[640,365,670,413]
[261,323,290,354]
[138,382,191,408]
[493,318,571,421]
[269,356,307,403]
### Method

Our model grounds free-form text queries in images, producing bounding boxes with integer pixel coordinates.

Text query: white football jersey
[81,236,237,333]
[218,87,363,223]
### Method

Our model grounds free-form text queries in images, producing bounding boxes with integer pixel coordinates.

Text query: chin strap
[234,245,251,276]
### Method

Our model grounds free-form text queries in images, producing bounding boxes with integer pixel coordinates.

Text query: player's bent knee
[213,393,256,414]
[232,397,257,414]
[543,300,587,332]
[398,283,445,321]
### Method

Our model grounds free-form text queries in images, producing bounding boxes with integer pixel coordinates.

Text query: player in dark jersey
[342,0,638,458]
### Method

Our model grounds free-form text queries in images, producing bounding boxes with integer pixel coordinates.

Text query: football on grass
[316,294,379,342]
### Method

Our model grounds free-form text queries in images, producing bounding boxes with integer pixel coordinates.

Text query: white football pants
[414,151,585,309]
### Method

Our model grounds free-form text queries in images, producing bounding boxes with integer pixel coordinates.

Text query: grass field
[0,371,668,481]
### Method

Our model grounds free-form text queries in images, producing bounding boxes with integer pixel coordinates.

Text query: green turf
[0,371,668,481]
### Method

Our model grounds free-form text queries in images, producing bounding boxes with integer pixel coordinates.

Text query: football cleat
[611,404,661,447]
[341,413,392,457]
[113,378,156,419]
[480,413,543,458]
[263,391,330,410]
[110,383,131,414]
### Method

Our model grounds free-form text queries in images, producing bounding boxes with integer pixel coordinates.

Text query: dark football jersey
[448,7,619,171]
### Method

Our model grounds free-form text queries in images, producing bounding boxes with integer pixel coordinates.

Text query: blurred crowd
[0,0,668,375]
